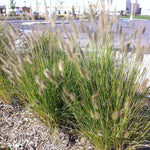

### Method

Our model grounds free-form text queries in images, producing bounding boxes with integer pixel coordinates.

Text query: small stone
[24,118,28,122]
[14,144,20,148]
[29,141,34,146]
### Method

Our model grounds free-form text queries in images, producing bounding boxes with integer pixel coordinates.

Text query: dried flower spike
[35,75,41,85]
[112,110,118,120]
[120,109,125,119]
[91,91,99,110]
[90,110,100,120]
[44,69,56,84]
[58,60,64,73]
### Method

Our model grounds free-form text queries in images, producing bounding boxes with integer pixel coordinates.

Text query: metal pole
[130,0,134,20]
[50,0,52,20]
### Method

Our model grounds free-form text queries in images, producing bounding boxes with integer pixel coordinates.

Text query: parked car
[33,12,39,19]
[97,11,121,18]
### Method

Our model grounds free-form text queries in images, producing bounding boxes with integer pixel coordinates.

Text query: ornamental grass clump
[0,1,149,149]
[60,5,150,150]
[0,23,19,104]
[0,23,75,126]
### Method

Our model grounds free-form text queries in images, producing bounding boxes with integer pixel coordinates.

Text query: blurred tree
[35,0,40,12]
[72,5,75,14]
[10,0,16,17]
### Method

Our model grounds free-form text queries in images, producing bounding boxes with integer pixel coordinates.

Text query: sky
[0,0,150,12]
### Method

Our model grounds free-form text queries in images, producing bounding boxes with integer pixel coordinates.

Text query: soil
[0,100,95,150]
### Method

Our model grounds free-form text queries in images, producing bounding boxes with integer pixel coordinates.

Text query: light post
[49,0,52,20]
[130,0,135,20]
[24,1,26,7]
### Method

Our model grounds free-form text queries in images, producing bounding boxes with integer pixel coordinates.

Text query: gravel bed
[0,100,95,150]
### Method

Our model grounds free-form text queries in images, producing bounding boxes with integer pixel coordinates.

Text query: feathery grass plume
[90,110,100,120]
[89,4,95,19]
[97,130,103,138]
[85,25,92,41]
[110,31,115,44]
[17,55,23,65]
[136,99,149,108]
[78,19,84,33]
[70,19,77,40]
[56,26,62,36]
[35,75,41,85]
[61,19,71,42]
[0,54,7,65]
[119,25,123,35]
[64,43,73,60]
[44,0,50,22]
[8,76,15,84]
[77,65,84,78]
[120,33,125,51]
[25,11,30,21]
[58,39,65,51]
[109,19,114,31]
[94,31,98,45]
[134,83,140,93]
[85,43,89,50]
[39,87,45,95]
[77,44,84,58]
[51,13,57,30]
[25,54,33,65]
[20,13,24,22]
[68,30,75,44]
[8,59,16,69]
[28,33,35,50]
[0,36,11,51]
[52,64,56,76]
[135,45,145,63]
[134,25,142,40]
[79,100,85,108]
[30,12,35,21]
[124,132,129,139]
[85,71,91,82]
[71,45,76,54]
[44,68,56,84]
[99,11,104,33]
[104,13,110,32]
[8,23,18,38]
[1,65,13,76]
[22,32,32,49]
[116,19,119,35]
[37,23,43,33]
[139,78,149,92]
[89,4,97,25]
[141,67,147,78]
[91,90,99,110]
[131,44,136,56]
[58,59,64,73]
[14,67,21,77]
[31,26,37,41]
[142,26,146,35]
[130,19,135,32]
[40,81,47,90]
[112,110,118,120]
[62,93,70,105]
[62,87,73,104]
[124,98,130,110]
[143,41,150,54]
[124,42,131,57]
[119,109,125,119]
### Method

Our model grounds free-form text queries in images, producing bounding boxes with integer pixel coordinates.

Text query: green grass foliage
[0,6,150,150]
